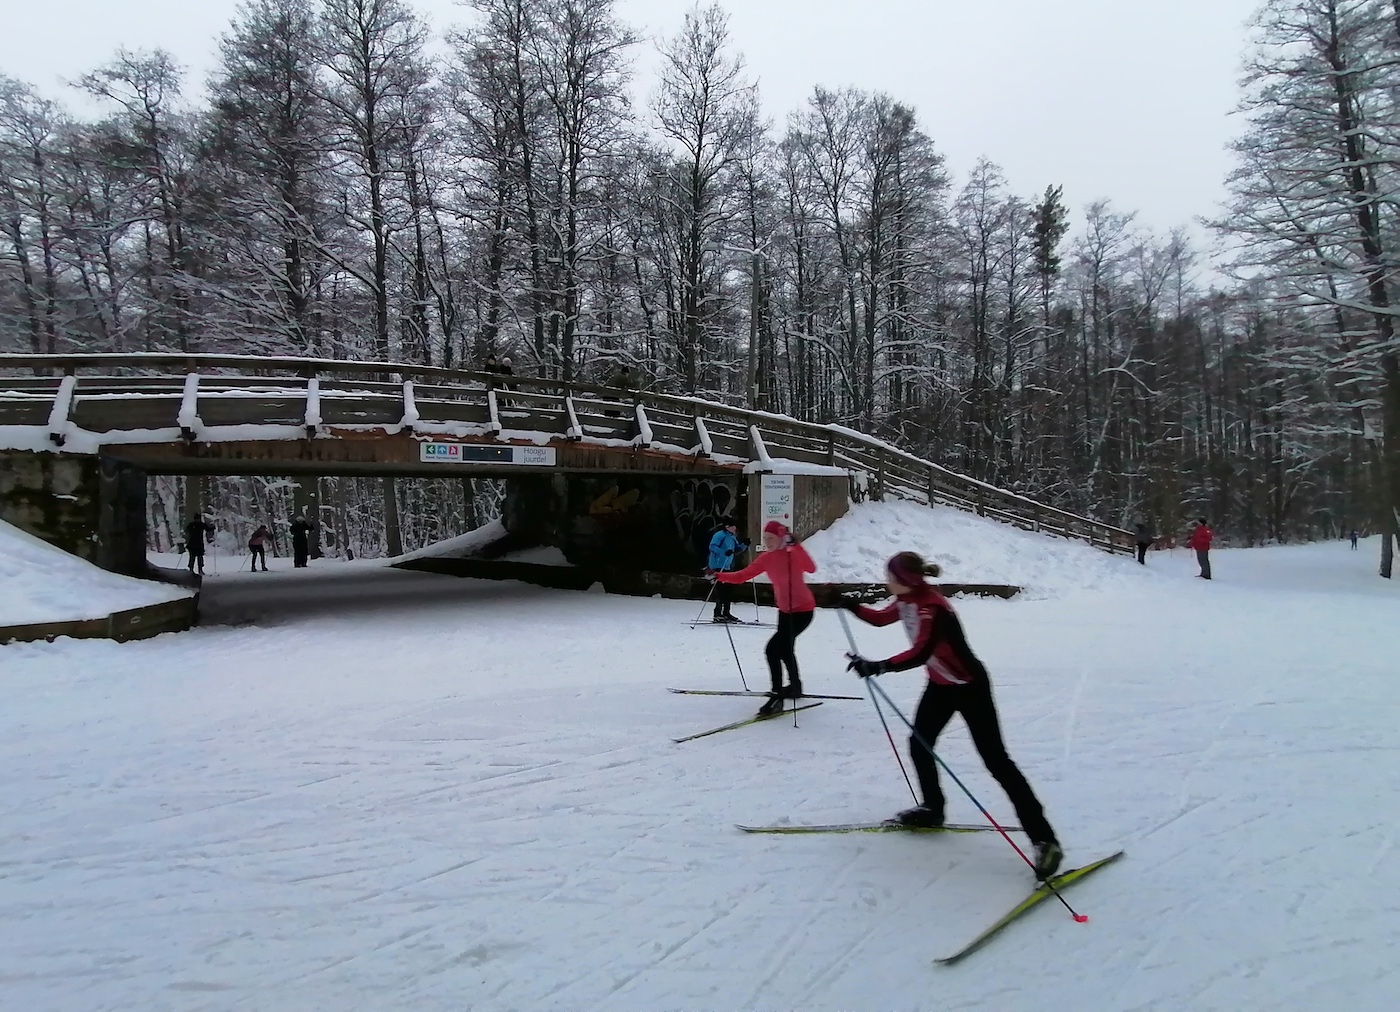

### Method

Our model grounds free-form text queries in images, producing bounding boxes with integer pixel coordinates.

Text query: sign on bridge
[420,442,556,466]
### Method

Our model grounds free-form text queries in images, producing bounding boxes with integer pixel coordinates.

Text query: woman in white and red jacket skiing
[842,551,1063,879]
[716,520,816,716]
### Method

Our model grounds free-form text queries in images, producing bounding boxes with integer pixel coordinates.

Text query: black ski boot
[756,695,785,717]
[783,681,804,699]
[1033,840,1063,880]
[890,805,944,829]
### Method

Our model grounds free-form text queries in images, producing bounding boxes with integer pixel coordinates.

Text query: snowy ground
[0,520,191,626]
[1,528,1398,1010]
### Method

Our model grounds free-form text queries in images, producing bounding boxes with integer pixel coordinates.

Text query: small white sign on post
[760,473,794,530]
[419,442,557,466]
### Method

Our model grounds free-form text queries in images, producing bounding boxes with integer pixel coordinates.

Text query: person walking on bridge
[841,551,1063,880]
[716,520,817,715]
[706,522,748,623]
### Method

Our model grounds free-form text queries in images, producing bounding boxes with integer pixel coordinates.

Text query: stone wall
[0,451,102,560]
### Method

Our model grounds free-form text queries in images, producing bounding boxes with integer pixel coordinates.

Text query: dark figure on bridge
[248,525,271,572]
[482,353,500,375]
[1134,519,1154,565]
[1189,518,1213,579]
[291,515,312,568]
[184,516,214,575]
[706,522,748,622]
[717,521,817,714]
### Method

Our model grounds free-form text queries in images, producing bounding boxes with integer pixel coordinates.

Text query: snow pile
[0,520,191,626]
[393,520,509,563]
[804,500,1144,596]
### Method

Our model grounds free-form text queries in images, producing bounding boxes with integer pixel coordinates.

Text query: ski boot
[782,680,804,699]
[1033,840,1063,880]
[756,695,785,717]
[890,805,943,829]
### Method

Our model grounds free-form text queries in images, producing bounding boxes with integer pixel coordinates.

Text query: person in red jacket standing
[842,551,1063,880]
[1188,517,1213,579]
[716,520,817,716]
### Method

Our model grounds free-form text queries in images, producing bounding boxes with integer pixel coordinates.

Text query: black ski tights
[908,679,1057,845]
[765,610,813,693]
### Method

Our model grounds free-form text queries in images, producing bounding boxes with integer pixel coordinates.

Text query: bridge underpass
[0,354,1132,608]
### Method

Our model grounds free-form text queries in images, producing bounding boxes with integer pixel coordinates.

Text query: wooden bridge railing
[0,353,1135,553]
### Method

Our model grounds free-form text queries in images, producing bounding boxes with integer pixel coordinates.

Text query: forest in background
[2,0,1397,570]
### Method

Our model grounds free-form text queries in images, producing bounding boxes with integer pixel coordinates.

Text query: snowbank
[0,520,191,626]
[804,500,1144,596]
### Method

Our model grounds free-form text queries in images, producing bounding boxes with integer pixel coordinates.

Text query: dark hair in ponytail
[887,550,942,584]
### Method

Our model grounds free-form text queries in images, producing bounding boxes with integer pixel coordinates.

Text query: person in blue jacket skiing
[706,522,748,622]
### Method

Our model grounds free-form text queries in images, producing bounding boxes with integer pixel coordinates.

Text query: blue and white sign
[760,473,794,527]
[419,442,557,466]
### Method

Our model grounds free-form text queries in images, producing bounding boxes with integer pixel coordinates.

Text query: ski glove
[846,655,888,678]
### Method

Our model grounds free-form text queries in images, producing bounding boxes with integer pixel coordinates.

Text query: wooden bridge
[0,353,1133,553]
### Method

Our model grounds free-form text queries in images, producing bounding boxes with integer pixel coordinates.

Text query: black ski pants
[250,545,266,570]
[765,610,813,693]
[1196,549,1211,580]
[712,579,733,618]
[909,678,1056,846]
[1136,543,1149,565]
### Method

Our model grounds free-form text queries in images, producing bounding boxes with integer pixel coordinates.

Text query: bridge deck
[0,354,1133,552]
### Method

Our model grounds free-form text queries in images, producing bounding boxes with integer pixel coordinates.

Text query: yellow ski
[936,850,1124,966]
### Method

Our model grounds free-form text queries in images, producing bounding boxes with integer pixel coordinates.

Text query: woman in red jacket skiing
[842,551,1063,879]
[716,520,817,716]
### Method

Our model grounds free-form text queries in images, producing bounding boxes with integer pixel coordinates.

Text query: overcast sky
[2,0,1260,248]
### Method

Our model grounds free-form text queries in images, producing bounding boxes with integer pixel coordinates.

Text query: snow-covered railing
[46,375,76,446]
[400,380,419,432]
[0,353,1135,553]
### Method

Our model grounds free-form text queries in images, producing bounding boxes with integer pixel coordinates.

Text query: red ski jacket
[1188,525,1214,551]
[718,542,817,613]
[852,585,987,687]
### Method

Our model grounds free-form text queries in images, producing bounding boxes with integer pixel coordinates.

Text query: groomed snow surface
[0,520,191,626]
[2,508,1398,1010]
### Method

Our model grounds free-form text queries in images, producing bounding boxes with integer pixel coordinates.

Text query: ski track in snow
[1,534,1398,1010]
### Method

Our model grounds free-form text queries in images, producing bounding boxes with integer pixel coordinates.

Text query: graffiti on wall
[671,479,736,561]
[588,485,642,530]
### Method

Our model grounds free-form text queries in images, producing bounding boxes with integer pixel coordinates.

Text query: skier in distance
[716,520,816,715]
[841,551,1063,879]
[705,521,747,623]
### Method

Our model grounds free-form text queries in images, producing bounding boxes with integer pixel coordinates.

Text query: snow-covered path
[1,538,1397,1010]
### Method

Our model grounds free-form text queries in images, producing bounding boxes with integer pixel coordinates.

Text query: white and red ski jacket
[852,585,988,686]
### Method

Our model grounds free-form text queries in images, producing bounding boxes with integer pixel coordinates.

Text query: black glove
[835,594,861,613]
[846,655,887,678]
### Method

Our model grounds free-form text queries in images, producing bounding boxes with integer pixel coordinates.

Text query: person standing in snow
[291,514,312,568]
[184,515,214,575]
[1134,519,1154,565]
[841,551,1063,880]
[1350,529,1359,551]
[1188,518,1213,579]
[705,522,748,622]
[248,525,271,572]
[716,520,816,715]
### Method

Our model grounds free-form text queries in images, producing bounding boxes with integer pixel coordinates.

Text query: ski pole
[691,578,718,629]
[753,580,761,624]
[836,610,917,804]
[863,675,1087,921]
[722,616,750,692]
[837,611,1086,921]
